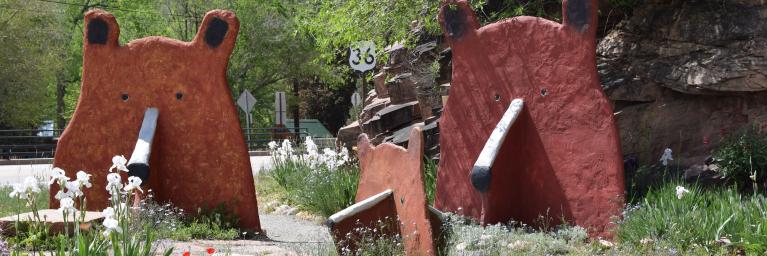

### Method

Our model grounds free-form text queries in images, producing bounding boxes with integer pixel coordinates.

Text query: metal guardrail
[0,128,337,159]
[241,127,336,151]
[0,129,63,159]
[242,127,309,151]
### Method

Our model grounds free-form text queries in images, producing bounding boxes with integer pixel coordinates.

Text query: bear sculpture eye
[121,93,129,102]
[175,92,184,100]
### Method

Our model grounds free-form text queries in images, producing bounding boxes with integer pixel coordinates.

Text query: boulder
[337,121,362,148]
[387,73,418,104]
[361,101,420,136]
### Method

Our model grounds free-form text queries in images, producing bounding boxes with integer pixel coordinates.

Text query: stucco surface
[51,9,260,231]
[435,0,624,237]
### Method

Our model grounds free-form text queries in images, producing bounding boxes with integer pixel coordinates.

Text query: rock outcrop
[598,0,767,167]
[337,40,447,157]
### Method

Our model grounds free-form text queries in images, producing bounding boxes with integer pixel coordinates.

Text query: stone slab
[434,0,624,237]
[1,209,103,235]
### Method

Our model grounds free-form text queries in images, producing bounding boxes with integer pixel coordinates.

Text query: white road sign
[351,92,362,107]
[275,91,288,125]
[349,41,376,72]
[236,90,257,113]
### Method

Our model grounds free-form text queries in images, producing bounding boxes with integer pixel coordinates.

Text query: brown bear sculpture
[51,9,261,231]
[435,0,625,237]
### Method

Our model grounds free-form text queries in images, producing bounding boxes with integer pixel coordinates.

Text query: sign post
[351,92,362,107]
[275,91,287,125]
[236,90,257,143]
[349,41,376,108]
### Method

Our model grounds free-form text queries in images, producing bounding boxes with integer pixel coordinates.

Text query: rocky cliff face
[599,0,767,167]
[336,39,448,157]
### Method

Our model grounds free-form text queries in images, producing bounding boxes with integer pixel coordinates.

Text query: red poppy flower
[183,252,191,256]
[206,248,216,254]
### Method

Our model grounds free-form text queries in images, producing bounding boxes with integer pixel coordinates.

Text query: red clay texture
[51,9,261,231]
[435,0,625,237]
[353,128,438,255]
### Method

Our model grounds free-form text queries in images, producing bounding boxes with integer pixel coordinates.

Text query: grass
[265,154,359,217]
[132,196,241,241]
[0,184,48,217]
[617,182,767,254]
[444,216,594,255]
[423,157,437,205]
[1,184,242,246]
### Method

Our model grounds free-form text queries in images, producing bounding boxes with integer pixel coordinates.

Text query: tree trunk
[56,79,66,130]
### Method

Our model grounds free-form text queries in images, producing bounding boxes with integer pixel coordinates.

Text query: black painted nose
[470,166,491,193]
[127,108,158,182]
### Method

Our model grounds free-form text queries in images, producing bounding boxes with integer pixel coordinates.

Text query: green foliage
[169,203,242,240]
[443,215,591,255]
[423,157,438,205]
[171,220,240,241]
[132,196,242,241]
[713,125,767,187]
[617,182,767,254]
[289,0,440,63]
[0,185,48,217]
[337,219,404,256]
[0,0,66,128]
[265,138,359,217]
[471,0,564,25]
[267,157,360,217]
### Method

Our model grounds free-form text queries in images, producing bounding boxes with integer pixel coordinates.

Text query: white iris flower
[110,155,129,172]
[106,173,123,192]
[124,176,143,193]
[49,167,70,185]
[102,217,122,237]
[75,171,92,188]
[675,186,690,199]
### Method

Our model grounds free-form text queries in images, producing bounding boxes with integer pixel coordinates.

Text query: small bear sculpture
[435,0,625,237]
[327,128,444,255]
[51,9,261,231]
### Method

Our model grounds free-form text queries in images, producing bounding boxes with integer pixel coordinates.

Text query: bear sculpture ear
[84,9,120,47]
[563,0,598,34]
[406,127,424,160]
[195,10,239,50]
[439,0,480,43]
[357,133,374,158]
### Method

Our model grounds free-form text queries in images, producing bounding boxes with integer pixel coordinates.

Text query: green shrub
[423,157,438,205]
[443,214,591,255]
[713,125,767,188]
[266,138,358,217]
[290,164,359,217]
[617,182,767,254]
[134,199,241,241]
[0,183,48,217]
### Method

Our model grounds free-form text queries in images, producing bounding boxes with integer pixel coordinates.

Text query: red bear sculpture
[327,128,444,255]
[435,0,625,237]
[51,9,261,231]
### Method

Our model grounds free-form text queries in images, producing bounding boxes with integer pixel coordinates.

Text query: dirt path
[158,214,334,255]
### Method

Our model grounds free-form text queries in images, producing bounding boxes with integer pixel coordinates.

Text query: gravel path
[158,214,334,255]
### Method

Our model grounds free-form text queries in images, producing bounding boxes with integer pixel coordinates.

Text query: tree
[0,0,70,128]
